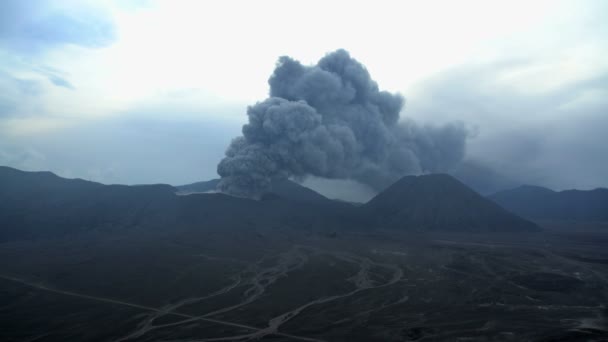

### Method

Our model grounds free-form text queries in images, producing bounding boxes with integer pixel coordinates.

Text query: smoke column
[217,49,468,198]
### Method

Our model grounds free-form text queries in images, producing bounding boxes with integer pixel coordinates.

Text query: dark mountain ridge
[490,185,608,221]
[0,166,539,242]
[177,177,347,207]
[0,166,178,241]
[0,167,355,241]
[175,179,220,194]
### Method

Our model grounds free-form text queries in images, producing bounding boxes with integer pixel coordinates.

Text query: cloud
[0,0,115,106]
[0,0,116,54]
[0,71,45,117]
[408,59,608,191]
[0,146,47,172]
[46,74,75,90]
[1,106,243,185]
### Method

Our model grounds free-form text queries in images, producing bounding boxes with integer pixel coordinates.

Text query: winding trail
[114,275,244,342]
[193,248,405,341]
[0,274,322,342]
[2,246,407,342]
[133,246,311,338]
[241,249,405,340]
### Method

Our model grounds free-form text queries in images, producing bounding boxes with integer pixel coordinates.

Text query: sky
[0,0,606,199]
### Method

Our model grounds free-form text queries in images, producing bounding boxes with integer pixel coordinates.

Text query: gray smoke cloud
[217,49,468,198]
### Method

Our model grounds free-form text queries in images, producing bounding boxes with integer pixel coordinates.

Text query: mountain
[269,178,356,209]
[0,167,355,242]
[270,178,331,204]
[489,185,608,221]
[0,167,540,243]
[0,166,178,241]
[175,179,220,194]
[179,177,345,201]
[178,177,355,212]
[361,174,539,232]
[173,178,361,233]
[177,178,340,203]
[449,160,520,195]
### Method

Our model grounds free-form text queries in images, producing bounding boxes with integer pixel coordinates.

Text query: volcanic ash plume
[217,49,468,198]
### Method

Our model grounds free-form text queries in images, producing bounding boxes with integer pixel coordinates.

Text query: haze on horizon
[1,0,607,201]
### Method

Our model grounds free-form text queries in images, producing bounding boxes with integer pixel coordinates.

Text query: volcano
[361,174,539,232]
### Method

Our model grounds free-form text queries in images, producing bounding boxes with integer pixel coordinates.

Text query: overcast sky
[0,0,606,197]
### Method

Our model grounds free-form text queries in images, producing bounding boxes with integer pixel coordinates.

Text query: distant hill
[176,179,220,194]
[0,167,540,242]
[270,178,330,203]
[449,160,520,195]
[178,177,354,210]
[0,166,178,241]
[177,177,357,230]
[0,167,353,242]
[269,178,355,209]
[489,185,608,221]
[361,174,539,232]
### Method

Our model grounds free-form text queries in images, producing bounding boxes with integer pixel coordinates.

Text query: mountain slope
[175,179,220,194]
[269,178,355,209]
[177,178,342,205]
[178,177,355,212]
[449,160,520,195]
[362,174,539,232]
[0,167,355,242]
[0,166,178,241]
[490,185,608,221]
[0,167,539,243]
